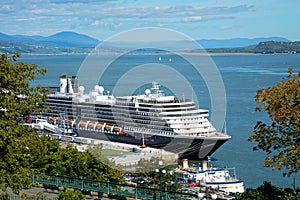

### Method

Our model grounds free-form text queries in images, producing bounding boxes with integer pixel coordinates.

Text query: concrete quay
[57,134,179,171]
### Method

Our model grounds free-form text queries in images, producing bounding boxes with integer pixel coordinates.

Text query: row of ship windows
[46,104,205,119]
[45,110,206,130]
[79,115,169,130]
[133,120,166,127]
[116,101,195,107]
[46,110,206,129]
[124,127,175,136]
[47,108,74,116]
[121,118,167,127]
[46,107,205,124]
[46,101,198,114]
[173,117,204,121]
[123,123,169,131]
[174,126,209,131]
[47,103,197,116]
[182,122,206,126]
[81,113,164,124]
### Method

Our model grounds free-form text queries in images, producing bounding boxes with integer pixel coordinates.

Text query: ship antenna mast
[141,126,146,148]
[151,81,162,95]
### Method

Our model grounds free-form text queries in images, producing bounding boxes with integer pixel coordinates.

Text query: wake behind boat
[42,75,230,160]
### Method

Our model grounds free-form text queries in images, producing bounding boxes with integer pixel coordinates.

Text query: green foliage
[0,52,124,194]
[249,69,300,176]
[0,193,9,200]
[0,52,48,193]
[136,157,161,175]
[237,181,300,200]
[86,144,124,183]
[253,41,300,54]
[204,41,300,54]
[134,157,181,191]
[56,186,86,200]
[0,52,48,120]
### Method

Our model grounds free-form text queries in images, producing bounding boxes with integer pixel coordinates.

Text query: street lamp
[156,161,166,200]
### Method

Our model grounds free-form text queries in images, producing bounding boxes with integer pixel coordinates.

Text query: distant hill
[0,31,295,54]
[42,31,100,48]
[0,31,100,54]
[0,31,100,48]
[252,41,300,54]
[202,41,300,54]
[197,37,290,48]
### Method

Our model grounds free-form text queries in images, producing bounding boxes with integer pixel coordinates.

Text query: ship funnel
[182,159,189,169]
[71,76,79,93]
[68,78,74,93]
[60,75,67,93]
[202,160,208,171]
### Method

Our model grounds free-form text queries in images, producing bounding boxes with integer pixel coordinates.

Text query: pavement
[68,137,179,171]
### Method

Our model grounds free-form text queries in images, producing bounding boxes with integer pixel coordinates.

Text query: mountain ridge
[0,31,292,54]
[197,37,290,48]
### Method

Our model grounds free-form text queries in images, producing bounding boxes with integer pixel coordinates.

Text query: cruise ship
[42,75,230,160]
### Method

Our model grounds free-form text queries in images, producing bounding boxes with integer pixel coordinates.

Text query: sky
[1,0,299,41]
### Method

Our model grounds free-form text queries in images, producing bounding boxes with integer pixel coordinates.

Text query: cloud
[1,5,11,10]
[182,16,202,22]
[0,4,12,13]
[72,4,253,20]
[0,0,254,38]
[15,18,35,22]
[30,7,74,16]
[90,19,122,30]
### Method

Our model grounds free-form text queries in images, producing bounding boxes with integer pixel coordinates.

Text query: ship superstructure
[43,76,230,160]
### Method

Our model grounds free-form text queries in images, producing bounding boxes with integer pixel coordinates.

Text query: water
[19,53,300,189]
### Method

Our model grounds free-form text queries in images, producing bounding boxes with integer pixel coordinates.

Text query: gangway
[39,121,62,134]
[24,118,64,134]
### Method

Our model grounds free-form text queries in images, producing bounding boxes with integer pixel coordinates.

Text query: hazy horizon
[1,0,299,41]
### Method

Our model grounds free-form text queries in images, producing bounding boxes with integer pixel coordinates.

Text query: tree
[134,157,180,191]
[249,68,300,176]
[0,52,124,194]
[56,186,86,200]
[86,144,124,183]
[236,181,300,200]
[0,52,48,193]
[0,52,48,120]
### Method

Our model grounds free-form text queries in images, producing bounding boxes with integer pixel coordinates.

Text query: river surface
[19,53,300,189]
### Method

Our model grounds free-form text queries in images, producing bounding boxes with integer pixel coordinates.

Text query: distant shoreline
[167,51,258,56]
[18,51,299,56]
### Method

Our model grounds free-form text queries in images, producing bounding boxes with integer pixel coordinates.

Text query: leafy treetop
[249,68,300,176]
[0,52,124,194]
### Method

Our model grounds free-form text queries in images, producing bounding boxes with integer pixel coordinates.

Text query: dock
[54,134,178,171]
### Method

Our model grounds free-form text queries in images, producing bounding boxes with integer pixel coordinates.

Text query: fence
[32,173,199,200]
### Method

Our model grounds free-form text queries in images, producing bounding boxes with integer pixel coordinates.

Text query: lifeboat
[105,125,111,130]
[87,122,95,129]
[118,131,126,136]
[78,121,87,128]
